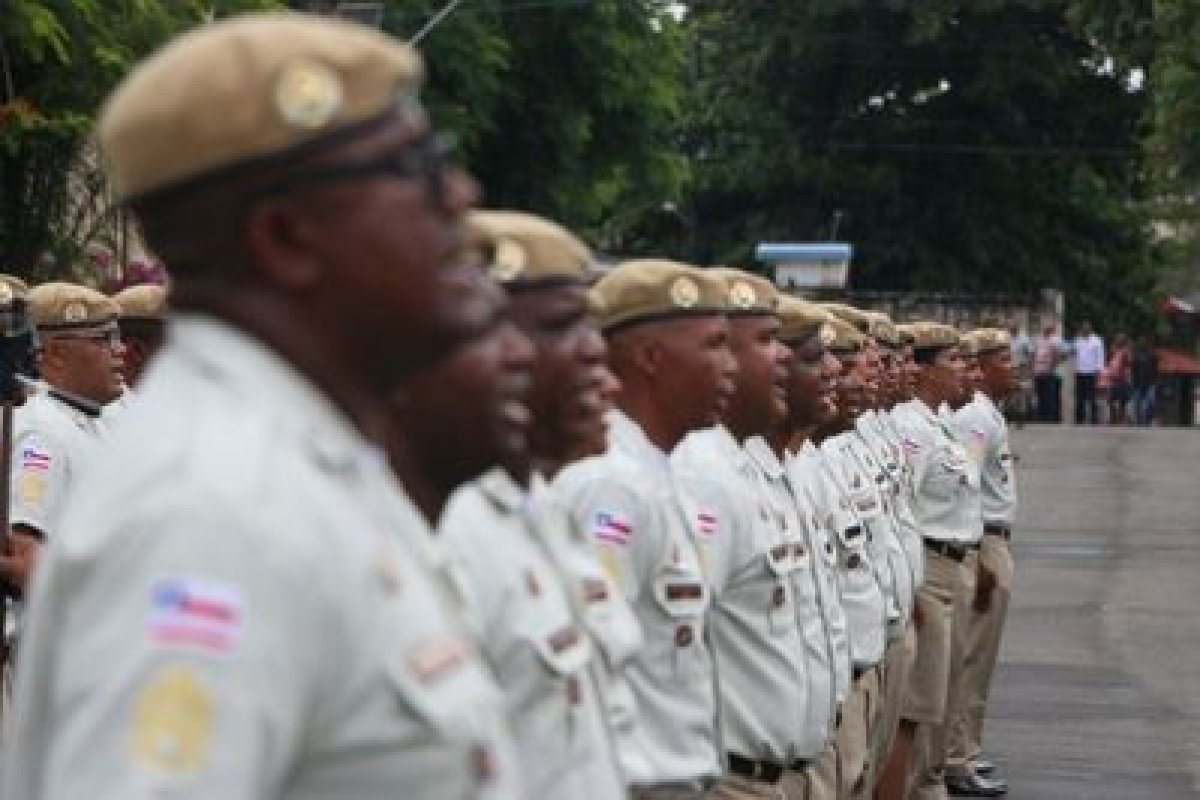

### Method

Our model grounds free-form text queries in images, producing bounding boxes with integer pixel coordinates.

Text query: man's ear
[243,198,325,291]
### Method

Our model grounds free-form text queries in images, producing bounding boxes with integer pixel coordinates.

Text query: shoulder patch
[149,578,243,656]
[592,510,634,546]
[129,664,214,779]
[695,509,718,537]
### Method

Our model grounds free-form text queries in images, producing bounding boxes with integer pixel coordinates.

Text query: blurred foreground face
[508,284,609,466]
[395,281,536,481]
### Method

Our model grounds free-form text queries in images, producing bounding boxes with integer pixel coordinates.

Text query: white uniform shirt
[818,433,888,667]
[441,470,625,800]
[892,398,980,544]
[785,442,852,704]
[845,420,912,634]
[953,393,1017,526]
[10,389,108,539]
[1,316,523,800]
[555,410,719,787]
[671,428,832,761]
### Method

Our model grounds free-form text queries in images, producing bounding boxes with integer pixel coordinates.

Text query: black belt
[923,539,976,562]
[853,663,874,681]
[727,752,809,783]
[984,523,1012,541]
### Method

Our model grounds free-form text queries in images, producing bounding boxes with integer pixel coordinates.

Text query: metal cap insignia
[729,281,757,310]
[63,301,88,323]
[489,237,527,282]
[670,276,700,309]
[275,59,345,130]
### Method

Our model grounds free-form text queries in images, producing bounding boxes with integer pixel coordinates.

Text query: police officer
[0,283,124,594]
[557,260,735,799]
[890,323,979,800]
[2,14,524,799]
[770,294,850,800]
[813,306,890,800]
[428,211,629,798]
[946,329,1017,795]
[672,272,836,799]
[112,283,167,388]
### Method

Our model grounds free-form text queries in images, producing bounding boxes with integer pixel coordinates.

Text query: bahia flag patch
[592,511,633,546]
[695,510,718,537]
[20,446,51,471]
[148,578,243,656]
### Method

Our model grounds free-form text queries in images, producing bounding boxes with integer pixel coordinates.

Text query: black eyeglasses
[258,131,456,206]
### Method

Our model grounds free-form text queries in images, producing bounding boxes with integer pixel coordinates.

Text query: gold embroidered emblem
[669,276,700,309]
[129,665,214,777]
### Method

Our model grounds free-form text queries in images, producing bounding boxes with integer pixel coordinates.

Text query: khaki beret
[908,321,960,350]
[706,268,778,315]
[113,284,168,321]
[968,327,1010,355]
[865,311,900,348]
[28,283,119,332]
[467,210,592,286]
[777,295,832,342]
[822,302,872,335]
[99,13,423,201]
[0,275,29,308]
[824,314,866,353]
[594,260,727,333]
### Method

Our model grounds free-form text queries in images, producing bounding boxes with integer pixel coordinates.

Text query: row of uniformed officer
[0,11,1020,800]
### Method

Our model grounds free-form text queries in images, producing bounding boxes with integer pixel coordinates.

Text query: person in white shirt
[557,260,736,800]
[3,16,527,800]
[1072,321,1105,425]
[891,322,983,800]
[673,273,835,800]
[946,330,1019,792]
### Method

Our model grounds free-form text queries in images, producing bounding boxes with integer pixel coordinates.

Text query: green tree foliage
[685,0,1162,330]
[0,0,278,275]
[388,0,687,248]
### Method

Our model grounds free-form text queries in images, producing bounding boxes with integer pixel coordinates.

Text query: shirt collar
[744,434,785,479]
[168,314,373,473]
[608,408,673,482]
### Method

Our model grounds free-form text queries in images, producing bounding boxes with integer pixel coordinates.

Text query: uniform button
[792,543,806,558]
[847,553,863,569]
[471,743,497,784]
[675,624,694,647]
[524,569,541,597]
[772,585,786,608]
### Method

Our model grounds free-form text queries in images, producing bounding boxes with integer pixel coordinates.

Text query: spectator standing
[1033,324,1064,422]
[1129,337,1158,426]
[1072,321,1105,424]
[1104,334,1132,425]
[1008,324,1034,423]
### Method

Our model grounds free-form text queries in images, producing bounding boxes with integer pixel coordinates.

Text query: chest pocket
[651,561,708,676]
[836,524,871,574]
[765,541,808,633]
[384,628,502,743]
[928,443,971,499]
[577,574,642,670]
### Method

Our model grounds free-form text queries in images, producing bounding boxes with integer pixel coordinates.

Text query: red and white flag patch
[20,446,51,471]
[592,511,633,546]
[696,510,718,537]
[148,578,243,656]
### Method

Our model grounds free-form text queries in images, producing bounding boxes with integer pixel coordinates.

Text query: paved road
[986,425,1200,799]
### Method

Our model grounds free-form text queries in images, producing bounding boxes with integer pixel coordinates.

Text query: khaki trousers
[868,623,917,793]
[807,737,839,800]
[711,768,811,800]
[841,666,881,799]
[948,535,1013,772]
[904,549,973,800]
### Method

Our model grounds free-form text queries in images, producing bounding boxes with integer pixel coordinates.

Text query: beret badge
[274,59,345,130]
